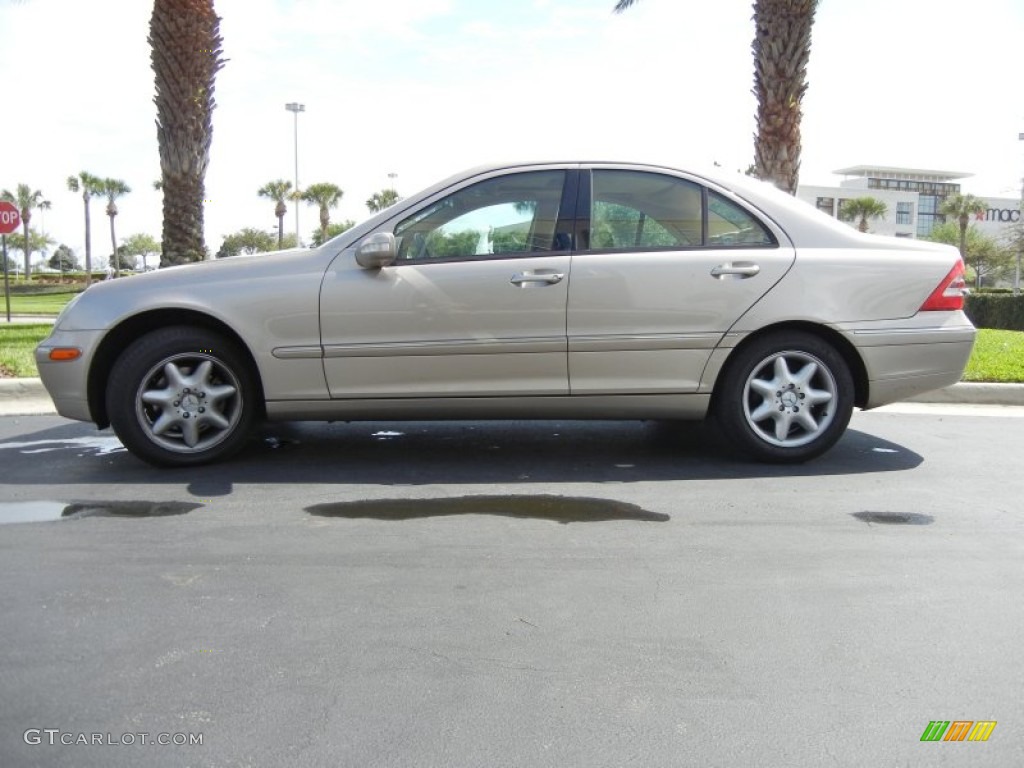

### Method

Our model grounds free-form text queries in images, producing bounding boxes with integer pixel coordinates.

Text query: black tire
[710,331,854,463]
[106,326,258,467]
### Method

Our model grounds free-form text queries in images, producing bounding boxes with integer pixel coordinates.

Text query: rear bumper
[838,312,976,409]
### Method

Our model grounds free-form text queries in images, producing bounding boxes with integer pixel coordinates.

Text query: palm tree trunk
[20,217,30,280]
[320,207,329,243]
[752,0,817,195]
[159,173,207,266]
[150,0,224,267]
[109,214,119,279]
[83,195,92,286]
[277,215,284,250]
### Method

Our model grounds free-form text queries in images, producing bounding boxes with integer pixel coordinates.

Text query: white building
[797,165,1021,241]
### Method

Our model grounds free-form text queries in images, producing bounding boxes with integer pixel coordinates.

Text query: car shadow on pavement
[0,418,921,491]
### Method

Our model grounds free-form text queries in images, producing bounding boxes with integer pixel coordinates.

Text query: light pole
[285,102,305,245]
[387,172,398,193]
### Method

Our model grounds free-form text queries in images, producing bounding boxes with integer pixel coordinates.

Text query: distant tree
[311,220,356,247]
[939,194,989,262]
[301,182,344,242]
[67,171,105,285]
[121,233,161,271]
[101,178,131,277]
[1,183,46,279]
[49,244,79,275]
[6,229,56,274]
[927,221,1012,288]
[150,0,225,266]
[109,247,138,272]
[366,188,400,213]
[216,228,298,258]
[839,196,888,233]
[258,179,293,250]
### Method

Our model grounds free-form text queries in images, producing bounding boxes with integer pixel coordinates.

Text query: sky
[1,0,1023,261]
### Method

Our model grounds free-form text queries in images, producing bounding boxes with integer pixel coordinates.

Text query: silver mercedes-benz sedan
[36,162,975,467]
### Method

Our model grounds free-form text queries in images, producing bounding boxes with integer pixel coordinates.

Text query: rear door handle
[510,271,565,286]
[711,262,760,279]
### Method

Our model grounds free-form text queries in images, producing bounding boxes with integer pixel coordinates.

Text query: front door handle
[510,271,565,286]
[711,262,760,279]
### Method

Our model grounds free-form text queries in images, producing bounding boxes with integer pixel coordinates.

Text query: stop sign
[0,200,20,235]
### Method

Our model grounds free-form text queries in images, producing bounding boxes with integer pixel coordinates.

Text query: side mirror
[355,232,397,269]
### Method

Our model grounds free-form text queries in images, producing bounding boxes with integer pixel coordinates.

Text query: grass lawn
[2,291,80,315]
[2,324,1023,383]
[961,329,1024,383]
[0,323,51,378]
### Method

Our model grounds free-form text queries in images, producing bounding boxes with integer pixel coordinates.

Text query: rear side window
[587,170,775,250]
[708,191,774,246]
[591,170,702,248]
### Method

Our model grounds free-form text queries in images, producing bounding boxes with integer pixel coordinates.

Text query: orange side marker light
[48,348,81,362]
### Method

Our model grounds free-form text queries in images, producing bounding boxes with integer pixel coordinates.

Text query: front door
[320,169,576,398]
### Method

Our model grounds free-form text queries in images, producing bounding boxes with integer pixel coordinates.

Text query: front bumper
[34,328,107,423]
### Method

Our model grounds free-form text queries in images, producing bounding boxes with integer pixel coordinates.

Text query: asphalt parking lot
[1,408,1022,767]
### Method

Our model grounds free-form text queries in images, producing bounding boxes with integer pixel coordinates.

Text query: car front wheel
[711,331,854,463]
[106,326,257,467]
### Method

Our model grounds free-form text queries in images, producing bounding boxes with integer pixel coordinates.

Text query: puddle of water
[0,501,203,525]
[306,495,669,524]
[0,436,125,456]
[851,511,934,526]
[262,436,300,450]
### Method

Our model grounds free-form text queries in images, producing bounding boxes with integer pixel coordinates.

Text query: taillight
[919,261,966,311]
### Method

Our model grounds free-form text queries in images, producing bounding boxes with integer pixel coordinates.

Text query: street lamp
[285,102,305,245]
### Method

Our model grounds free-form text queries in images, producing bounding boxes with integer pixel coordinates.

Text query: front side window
[394,171,567,261]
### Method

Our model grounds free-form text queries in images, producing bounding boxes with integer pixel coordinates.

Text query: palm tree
[102,179,132,278]
[614,0,818,195]
[0,184,46,279]
[149,0,225,266]
[939,194,989,262]
[839,197,888,233]
[66,172,105,286]
[258,180,293,250]
[366,188,400,213]
[301,183,344,243]
[67,172,107,285]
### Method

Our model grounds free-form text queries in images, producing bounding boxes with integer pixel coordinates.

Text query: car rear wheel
[711,331,854,463]
[106,326,257,467]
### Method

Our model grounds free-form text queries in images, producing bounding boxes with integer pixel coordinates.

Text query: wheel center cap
[181,394,200,411]
[781,392,799,408]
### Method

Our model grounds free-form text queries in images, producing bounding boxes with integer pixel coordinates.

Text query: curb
[906,382,1024,407]
[2,378,1024,417]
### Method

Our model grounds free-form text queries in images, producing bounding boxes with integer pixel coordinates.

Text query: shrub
[965,293,1024,331]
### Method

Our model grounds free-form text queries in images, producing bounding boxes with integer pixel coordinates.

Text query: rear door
[567,166,796,394]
